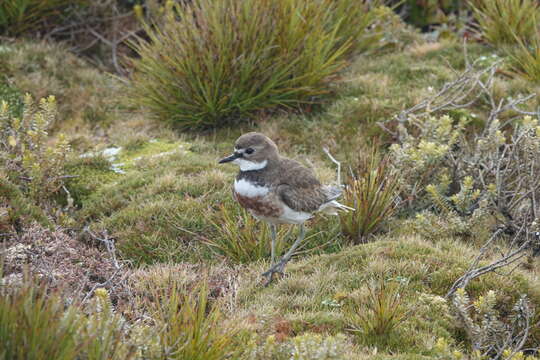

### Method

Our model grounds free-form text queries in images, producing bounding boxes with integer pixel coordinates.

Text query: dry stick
[81,268,123,304]
[378,43,535,142]
[83,227,121,270]
[445,227,535,299]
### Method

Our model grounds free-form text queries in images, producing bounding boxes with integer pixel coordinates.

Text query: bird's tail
[320,200,355,215]
[320,185,355,215]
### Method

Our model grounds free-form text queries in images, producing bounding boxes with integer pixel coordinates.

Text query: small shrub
[206,205,291,264]
[147,282,237,360]
[0,94,70,207]
[128,0,384,128]
[81,288,136,360]
[451,288,537,359]
[471,0,540,46]
[390,114,540,237]
[339,150,399,243]
[348,278,407,338]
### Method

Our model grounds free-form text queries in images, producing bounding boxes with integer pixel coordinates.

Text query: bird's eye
[245,148,254,154]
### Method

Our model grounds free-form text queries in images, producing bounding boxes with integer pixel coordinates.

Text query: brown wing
[276,159,327,213]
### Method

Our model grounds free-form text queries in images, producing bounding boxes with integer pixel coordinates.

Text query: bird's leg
[262,223,306,286]
[270,223,277,266]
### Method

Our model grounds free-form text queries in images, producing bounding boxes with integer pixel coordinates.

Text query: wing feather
[276,159,328,213]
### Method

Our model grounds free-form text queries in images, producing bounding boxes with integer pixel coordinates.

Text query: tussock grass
[128,0,384,128]
[471,0,540,46]
[0,282,81,360]
[235,236,540,356]
[506,31,540,83]
[147,283,238,360]
[340,150,400,243]
[206,205,292,264]
[348,277,407,340]
[0,0,80,36]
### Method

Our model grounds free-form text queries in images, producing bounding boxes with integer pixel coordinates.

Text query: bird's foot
[261,258,289,286]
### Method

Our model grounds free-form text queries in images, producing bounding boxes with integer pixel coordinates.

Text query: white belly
[234,178,312,224]
[234,179,269,197]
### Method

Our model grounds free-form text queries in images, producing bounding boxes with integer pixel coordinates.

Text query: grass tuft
[505,29,540,83]
[147,282,237,360]
[0,281,82,360]
[206,205,292,264]
[128,0,384,129]
[339,150,399,244]
[471,0,540,46]
[348,277,407,338]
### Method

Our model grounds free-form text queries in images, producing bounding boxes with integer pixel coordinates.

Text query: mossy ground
[3,34,540,358]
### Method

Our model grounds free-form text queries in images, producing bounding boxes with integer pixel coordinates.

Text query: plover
[219,132,351,284]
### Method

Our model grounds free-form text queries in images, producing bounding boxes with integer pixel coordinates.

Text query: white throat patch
[232,158,268,171]
[234,179,269,198]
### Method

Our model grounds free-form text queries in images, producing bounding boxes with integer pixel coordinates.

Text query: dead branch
[446,228,538,299]
[379,42,536,142]
[83,227,121,270]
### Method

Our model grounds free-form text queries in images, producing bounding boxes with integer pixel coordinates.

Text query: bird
[218,132,352,285]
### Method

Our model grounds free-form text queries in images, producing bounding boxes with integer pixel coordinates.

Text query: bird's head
[218,132,279,171]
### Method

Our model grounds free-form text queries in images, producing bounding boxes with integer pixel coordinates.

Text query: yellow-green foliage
[129,0,385,128]
[0,94,71,219]
[390,114,540,236]
[390,115,467,209]
[339,151,399,243]
[472,0,540,46]
[451,288,538,359]
[147,283,237,360]
[207,205,292,264]
[348,277,407,340]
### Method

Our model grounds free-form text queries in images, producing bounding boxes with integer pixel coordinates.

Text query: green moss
[236,236,540,357]
[65,155,119,206]
[0,41,120,132]
[0,176,52,229]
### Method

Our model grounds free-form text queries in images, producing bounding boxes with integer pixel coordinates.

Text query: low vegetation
[2,0,540,359]
[471,0,540,46]
[128,0,385,128]
[340,150,400,244]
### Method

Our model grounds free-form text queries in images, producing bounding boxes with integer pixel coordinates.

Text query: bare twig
[446,228,535,299]
[379,42,536,144]
[83,227,121,270]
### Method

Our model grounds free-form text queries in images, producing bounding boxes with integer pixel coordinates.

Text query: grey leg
[262,223,306,286]
[270,224,277,265]
[279,223,305,265]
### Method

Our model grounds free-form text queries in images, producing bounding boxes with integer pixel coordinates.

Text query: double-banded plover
[219,132,351,284]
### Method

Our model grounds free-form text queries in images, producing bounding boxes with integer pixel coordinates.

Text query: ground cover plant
[3,1,540,359]
[128,0,386,128]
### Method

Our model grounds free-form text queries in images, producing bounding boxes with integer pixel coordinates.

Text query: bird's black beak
[218,152,242,164]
